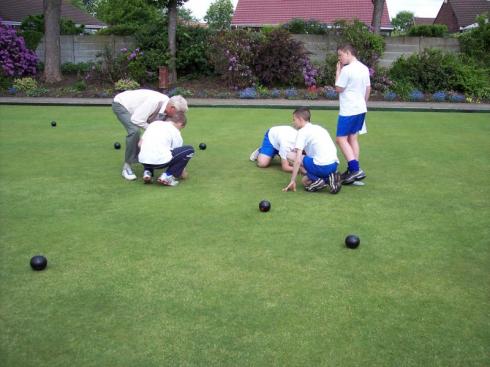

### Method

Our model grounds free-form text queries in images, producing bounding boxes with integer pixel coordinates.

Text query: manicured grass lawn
[0,106,489,366]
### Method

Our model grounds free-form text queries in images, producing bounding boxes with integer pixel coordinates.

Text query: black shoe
[327,172,342,194]
[305,178,328,192]
[342,169,365,184]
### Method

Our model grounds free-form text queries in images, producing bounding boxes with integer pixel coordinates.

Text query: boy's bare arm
[282,149,302,192]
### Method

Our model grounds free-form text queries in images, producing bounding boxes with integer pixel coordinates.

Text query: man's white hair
[169,95,188,112]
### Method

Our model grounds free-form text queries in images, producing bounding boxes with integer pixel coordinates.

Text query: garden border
[1,97,489,113]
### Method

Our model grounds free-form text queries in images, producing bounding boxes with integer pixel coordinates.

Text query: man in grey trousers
[112,89,188,180]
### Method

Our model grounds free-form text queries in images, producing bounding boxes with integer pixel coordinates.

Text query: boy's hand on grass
[282,181,296,192]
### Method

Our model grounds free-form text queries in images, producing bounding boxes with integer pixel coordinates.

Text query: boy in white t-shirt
[335,44,371,184]
[112,89,188,181]
[249,125,297,172]
[282,107,342,194]
[138,112,194,186]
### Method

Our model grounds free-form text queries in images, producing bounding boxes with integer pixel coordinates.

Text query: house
[414,17,435,26]
[433,0,490,32]
[0,0,106,32]
[232,0,392,31]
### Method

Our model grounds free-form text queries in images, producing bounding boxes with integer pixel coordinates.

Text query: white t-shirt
[295,123,338,166]
[114,89,169,129]
[138,121,183,165]
[336,59,370,116]
[268,126,297,160]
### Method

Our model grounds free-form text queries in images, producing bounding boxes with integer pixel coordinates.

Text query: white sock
[123,162,132,170]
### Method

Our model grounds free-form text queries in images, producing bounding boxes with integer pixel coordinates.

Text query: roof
[232,0,392,28]
[0,0,106,27]
[414,17,435,25]
[443,0,490,28]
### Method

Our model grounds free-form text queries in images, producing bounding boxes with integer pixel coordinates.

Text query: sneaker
[143,170,153,184]
[342,169,366,185]
[249,148,260,161]
[157,173,179,186]
[122,167,137,181]
[304,178,328,192]
[327,172,342,194]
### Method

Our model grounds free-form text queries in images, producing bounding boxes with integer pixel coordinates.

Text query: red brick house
[232,0,392,31]
[0,0,106,32]
[434,0,490,32]
[414,17,435,26]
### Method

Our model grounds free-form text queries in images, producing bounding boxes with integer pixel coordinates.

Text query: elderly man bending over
[112,89,188,180]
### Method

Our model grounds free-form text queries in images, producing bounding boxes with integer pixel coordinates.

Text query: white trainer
[143,170,153,184]
[122,167,137,181]
[157,173,179,186]
[249,148,260,161]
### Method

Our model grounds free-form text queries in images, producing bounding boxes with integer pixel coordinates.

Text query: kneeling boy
[138,112,194,186]
[250,125,297,172]
[282,107,341,194]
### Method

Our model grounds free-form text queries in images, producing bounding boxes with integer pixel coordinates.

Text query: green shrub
[114,78,140,91]
[61,62,94,75]
[97,25,140,36]
[13,77,38,92]
[283,18,328,35]
[20,14,85,35]
[332,19,385,68]
[72,80,87,92]
[26,87,48,97]
[320,53,338,86]
[134,20,213,80]
[459,13,490,66]
[389,49,490,98]
[20,30,43,50]
[407,24,448,37]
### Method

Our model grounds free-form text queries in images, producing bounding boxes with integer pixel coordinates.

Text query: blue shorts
[259,129,279,158]
[303,156,338,181]
[336,113,366,137]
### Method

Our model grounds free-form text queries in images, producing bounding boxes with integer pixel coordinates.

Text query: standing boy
[250,125,297,172]
[112,89,188,181]
[138,112,194,186]
[335,44,371,184]
[283,107,341,194]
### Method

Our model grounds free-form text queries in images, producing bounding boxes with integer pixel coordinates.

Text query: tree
[149,0,189,85]
[43,0,62,83]
[371,0,385,34]
[391,11,415,33]
[204,0,234,31]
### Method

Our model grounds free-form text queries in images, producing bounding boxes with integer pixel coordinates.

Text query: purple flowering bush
[208,30,259,89]
[301,57,318,87]
[0,20,38,78]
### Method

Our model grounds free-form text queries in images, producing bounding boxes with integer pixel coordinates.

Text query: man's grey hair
[169,95,188,112]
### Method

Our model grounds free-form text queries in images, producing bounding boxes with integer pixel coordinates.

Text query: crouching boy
[249,125,297,172]
[282,107,342,194]
[138,112,194,186]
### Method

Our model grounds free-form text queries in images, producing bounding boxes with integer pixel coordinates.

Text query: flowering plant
[239,87,257,99]
[324,86,338,100]
[431,91,446,102]
[408,89,425,102]
[0,20,38,77]
[383,91,397,101]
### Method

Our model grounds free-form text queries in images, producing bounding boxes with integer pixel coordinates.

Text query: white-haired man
[112,89,188,180]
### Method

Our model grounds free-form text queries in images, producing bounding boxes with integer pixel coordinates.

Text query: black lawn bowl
[114,142,121,150]
[345,235,360,249]
[259,200,271,212]
[30,255,48,271]
[199,143,207,150]
[51,121,57,127]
